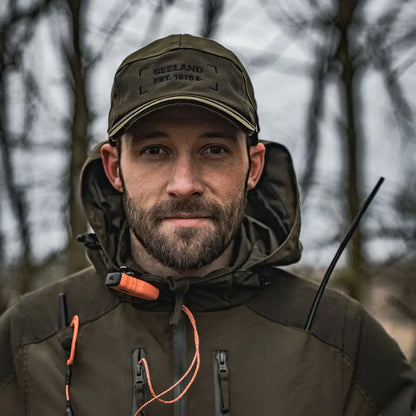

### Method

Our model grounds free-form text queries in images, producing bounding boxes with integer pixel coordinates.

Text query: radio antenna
[304,177,385,332]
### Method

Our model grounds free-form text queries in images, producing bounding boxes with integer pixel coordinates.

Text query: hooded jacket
[0,142,415,416]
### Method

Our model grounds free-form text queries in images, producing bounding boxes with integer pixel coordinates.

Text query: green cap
[108,34,259,145]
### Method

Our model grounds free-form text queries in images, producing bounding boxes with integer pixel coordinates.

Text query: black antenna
[58,292,68,329]
[304,177,385,332]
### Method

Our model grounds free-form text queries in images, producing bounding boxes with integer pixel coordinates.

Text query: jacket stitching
[251,321,381,416]
[0,371,15,393]
[246,296,400,415]
[19,298,121,348]
[77,298,122,326]
[340,353,380,415]
[246,308,343,349]
[351,378,380,414]
[18,270,121,348]
[251,310,381,414]
[22,346,30,416]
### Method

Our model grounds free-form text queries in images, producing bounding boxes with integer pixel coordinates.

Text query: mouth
[162,213,212,227]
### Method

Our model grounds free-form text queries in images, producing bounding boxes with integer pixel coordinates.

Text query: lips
[165,213,211,219]
[162,213,212,227]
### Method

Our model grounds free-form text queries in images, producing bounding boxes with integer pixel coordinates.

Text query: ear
[247,143,266,190]
[101,143,123,192]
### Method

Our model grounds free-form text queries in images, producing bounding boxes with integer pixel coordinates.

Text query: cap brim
[108,95,257,140]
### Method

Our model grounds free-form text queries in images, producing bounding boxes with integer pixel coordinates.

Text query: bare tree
[261,0,416,300]
[59,0,173,273]
[0,0,52,311]
[59,0,92,273]
[201,0,224,38]
[0,0,143,311]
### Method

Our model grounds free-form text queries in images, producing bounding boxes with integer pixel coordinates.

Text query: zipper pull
[215,351,230,414]
[132,349,147,416]
[217,351,228,374]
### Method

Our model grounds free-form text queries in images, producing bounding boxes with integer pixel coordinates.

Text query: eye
[202,145,229,155]
[142,145,168,156]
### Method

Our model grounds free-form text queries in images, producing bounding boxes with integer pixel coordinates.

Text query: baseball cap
[107,34,260,145]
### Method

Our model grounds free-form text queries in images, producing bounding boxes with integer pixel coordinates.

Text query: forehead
[124,104,246,139]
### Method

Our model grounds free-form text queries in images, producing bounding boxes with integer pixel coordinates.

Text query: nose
[166,155,204,199]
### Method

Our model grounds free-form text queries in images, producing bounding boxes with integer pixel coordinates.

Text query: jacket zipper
[213,350,230,416]
[132,348,147,416]
[173,313,188,416]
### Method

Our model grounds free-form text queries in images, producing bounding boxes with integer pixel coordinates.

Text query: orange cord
[67,315,79,366]
[135,305,200,415]
[65,315,79,403]
[65,384,70,402]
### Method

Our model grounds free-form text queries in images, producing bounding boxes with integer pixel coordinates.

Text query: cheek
[206,168,247,200]
[121,158,158,191]
[123,178,156,202]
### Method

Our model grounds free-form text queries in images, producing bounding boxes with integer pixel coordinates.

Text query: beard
[123,190,247,272]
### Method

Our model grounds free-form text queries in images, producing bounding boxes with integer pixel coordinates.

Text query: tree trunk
[335,0,366,300]
[65,0,90,273]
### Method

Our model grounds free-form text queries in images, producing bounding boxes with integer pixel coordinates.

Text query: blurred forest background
[0,0,415,362]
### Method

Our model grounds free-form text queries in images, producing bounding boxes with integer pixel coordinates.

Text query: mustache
[150,199,223,221]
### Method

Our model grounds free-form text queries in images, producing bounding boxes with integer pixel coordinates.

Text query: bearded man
[0,34,415,416]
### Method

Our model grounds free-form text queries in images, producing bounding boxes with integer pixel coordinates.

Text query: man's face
[118,105,252,272]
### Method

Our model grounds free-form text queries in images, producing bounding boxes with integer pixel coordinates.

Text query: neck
[129,229,234,278]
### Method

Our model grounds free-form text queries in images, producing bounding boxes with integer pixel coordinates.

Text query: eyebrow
[128,131,169,141]
[128,130,240,142]
[199,131,240,142]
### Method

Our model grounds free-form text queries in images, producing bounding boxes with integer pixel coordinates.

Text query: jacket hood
[80,141,302,281]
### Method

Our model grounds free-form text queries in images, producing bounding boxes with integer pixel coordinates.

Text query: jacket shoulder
[0,301,25,413]
[248,267,349,347]
[0,266,119,354]
[248,267,416,415]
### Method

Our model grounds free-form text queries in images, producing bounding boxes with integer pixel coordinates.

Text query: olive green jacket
[1,143,415,415]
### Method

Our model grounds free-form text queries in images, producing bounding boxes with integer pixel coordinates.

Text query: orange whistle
[105,272,159,301]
